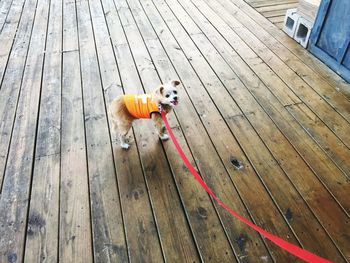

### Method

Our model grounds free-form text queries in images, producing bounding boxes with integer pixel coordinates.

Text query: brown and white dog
[109,80,180,149]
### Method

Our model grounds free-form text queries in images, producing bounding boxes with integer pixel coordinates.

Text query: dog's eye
[173,90,177,95]
[165,94,170,98]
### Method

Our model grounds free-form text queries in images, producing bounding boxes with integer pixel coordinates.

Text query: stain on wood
[0,0,349,262]
[285,208,293,221]
[230,157,244,170]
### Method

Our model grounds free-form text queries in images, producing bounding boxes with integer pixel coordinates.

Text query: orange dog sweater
[123,94,159,119]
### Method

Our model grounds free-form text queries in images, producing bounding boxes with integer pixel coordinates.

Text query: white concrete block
[283,8,300,37]
[294,17,313,48]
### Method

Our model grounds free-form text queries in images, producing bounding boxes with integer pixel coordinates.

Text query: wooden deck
[244,0,298,28]
[0,0,349,262]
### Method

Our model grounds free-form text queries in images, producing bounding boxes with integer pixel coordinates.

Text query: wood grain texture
[60,0,93,262]
[135,0,280,260]
[0,0,349,262]
[147,38,241,262]
[76,0,129,261]
[231,0,350,99]
[23,0,62,261]
[239,0,298,33]
[0,0,37,196]
[0,0,14,32]
[114,0,202,261]
[216,0,350,122]
[100,0,165,261]
[157,0,346,261]
[0,0,25,86]
[0,0,49,260]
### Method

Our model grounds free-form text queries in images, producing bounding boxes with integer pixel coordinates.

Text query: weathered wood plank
[192,0,350,150]
[0,0,349,261]
[154,0,347,261]
[60,55,93,262]
[255,2,297,12]
[171,0,349,211]
[197,0,347,212]
[23,0,62,261]
[228,0,350,100]
[183,1,300,108]
[286,103,350,179]
[268,15,285,23]
[274,21,284,28]
[60,50,93,263]
[261,9,286,18]
[227,113,347,263]
[100,0,165,261]
[76,0,129,261]
[114,0,202,261]
[215,0,350,125]
[0,0,14,32]
[0,0,25,85]
[250,0,295,2]
[102,42,164,262]
[189,32,346,259]
[62,0,78,52]
[243,109,349,257]
[251,0,297,8]
[168,0,349,260]
[178,0,350,209]
[0,0,38,194]
[133,0,291,261]
[117,0,238,261]
[156,51,277,263]
[186,0,350,204]
[199,20,350,214]
[24,157,60,263]
[0,0,50,260]
[59,0,93,262]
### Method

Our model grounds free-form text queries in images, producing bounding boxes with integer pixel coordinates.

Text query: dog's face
[154,80,180,107]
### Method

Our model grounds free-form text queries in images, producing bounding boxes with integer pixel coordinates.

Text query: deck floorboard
[0,0,349,262]
[243,0,298,29]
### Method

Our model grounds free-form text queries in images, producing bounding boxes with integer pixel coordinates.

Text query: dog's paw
[160,134,169,141]
[121,142,130,150]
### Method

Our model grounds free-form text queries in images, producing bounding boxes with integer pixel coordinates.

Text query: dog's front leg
[152,113,169,141]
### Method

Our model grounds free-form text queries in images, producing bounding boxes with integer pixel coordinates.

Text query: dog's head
[153,80,180,107]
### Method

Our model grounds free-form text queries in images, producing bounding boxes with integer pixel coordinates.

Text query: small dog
[109,80,180,149]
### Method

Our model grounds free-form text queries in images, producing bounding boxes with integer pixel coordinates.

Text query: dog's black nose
[174,96,178,101]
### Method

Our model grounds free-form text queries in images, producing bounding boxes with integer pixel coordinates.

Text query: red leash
[161,111,332,263]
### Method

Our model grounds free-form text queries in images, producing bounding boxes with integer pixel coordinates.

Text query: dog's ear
[156,85,164,95]
[171,80,181,86]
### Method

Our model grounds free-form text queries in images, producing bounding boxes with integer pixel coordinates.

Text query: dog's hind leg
[109,105,119,134]
[109,117,118,134]
[118,122,132,149]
